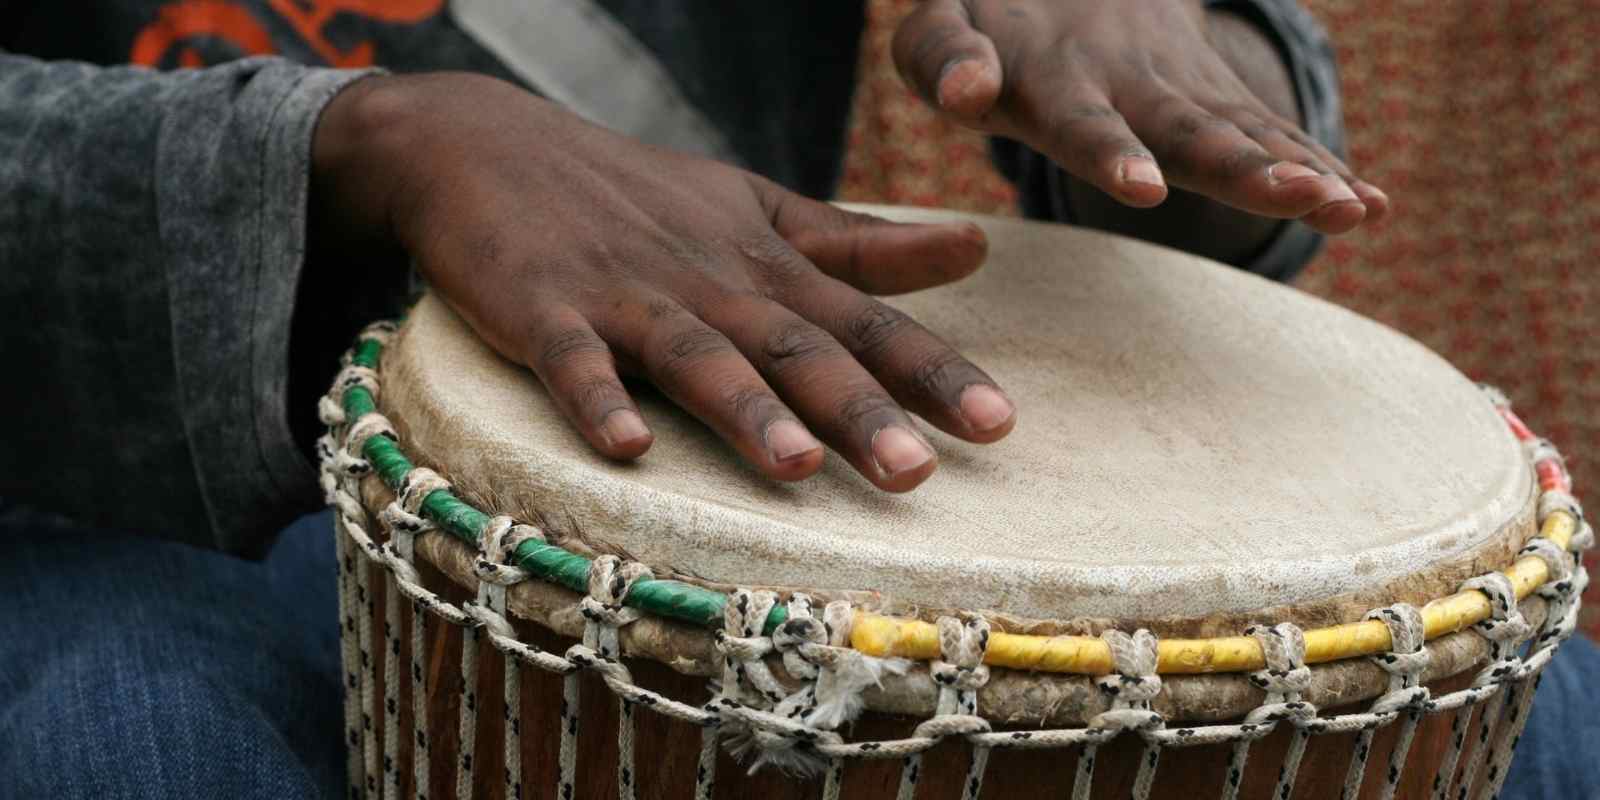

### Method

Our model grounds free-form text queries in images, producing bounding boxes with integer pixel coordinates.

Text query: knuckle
[761,320,835,368]
[725,385,778,428]
[569,374,623,414]
[647,299,686,321]
[843,302,912,356]
[1153,110,1228,162]
[1214,146,1274,180]
[655,327,733,379]
[538,327,605,370]
[734,235,811,287]
[907,349,972,397]
[832,389,896,431]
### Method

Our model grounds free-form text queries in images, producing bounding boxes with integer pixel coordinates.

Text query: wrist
[310,73,417,254]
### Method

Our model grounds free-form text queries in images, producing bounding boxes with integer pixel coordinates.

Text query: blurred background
[836,0,1600,640]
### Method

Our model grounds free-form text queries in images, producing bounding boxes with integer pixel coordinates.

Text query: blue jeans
[0,510,1595,799]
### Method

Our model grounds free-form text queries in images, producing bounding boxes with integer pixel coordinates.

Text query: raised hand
[311,73,1015,492]
[893,0,1388,234]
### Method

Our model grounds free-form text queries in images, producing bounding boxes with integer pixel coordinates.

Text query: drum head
[381,206,1532,631]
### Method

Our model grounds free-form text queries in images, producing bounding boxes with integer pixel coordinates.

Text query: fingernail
[601,409,649,448]
[1323,179,1360,204]
[937,59,985,110]
[1353,179,1390,206]
[959,384,1015,433]
[1119,158,1164,187]
[1267,162,1320,185]
[872,425,935,477]
[766,419,821,463]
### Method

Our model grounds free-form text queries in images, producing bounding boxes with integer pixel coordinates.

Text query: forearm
[0,52,384,554]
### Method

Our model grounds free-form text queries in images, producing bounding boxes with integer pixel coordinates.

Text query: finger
[759,184,988,295]
[1220,107,1367,234]
[703,294,945,492]
[523,307,653,460]
[1278,124,1392,223]
[1013,83,1169,208]
[607,297,824,481]
[890,0,1003,119]
[771,274,1016,445]
[1127,92,1363,225]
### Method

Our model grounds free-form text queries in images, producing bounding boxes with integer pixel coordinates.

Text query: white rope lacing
[322,351,1593,800]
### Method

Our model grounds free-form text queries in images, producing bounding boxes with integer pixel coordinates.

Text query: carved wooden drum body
[319,207,1592,799]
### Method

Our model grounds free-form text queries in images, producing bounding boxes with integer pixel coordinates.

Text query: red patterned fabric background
[836,0,1599,639]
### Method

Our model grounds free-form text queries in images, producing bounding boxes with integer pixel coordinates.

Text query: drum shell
[350,481,1549,800]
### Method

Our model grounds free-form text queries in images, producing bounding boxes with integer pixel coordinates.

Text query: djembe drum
[318,207,1591,800]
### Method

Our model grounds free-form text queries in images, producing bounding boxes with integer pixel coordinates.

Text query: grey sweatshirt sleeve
[992,0,1345,282]
[0,54,382,556]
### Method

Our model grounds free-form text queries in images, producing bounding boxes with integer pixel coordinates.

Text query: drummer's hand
[892,0,1388,234]
[312,73,1015,492]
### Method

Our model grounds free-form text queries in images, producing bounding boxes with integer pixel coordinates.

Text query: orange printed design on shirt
[265,0,443,67]
[131,0,444,69]
[131,0,277,68]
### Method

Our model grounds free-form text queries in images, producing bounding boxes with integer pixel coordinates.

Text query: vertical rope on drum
[334,512,365,799]
[1429,569,1535,800]
[1089,629,1164,800]
[561,555,652,800]
[411,599,431,800]
[1236,623,1316,800]
[1480,519,1588,800]
[893,753,920,800]
[1343,605,1431,800]
[961,746,992,800]
[695,725,720,800]
[1477,681,1533,800]
[379,466,452,800]
[1072,743,1099,800]
[1432,706,1472,800]
[559,671,580,799]
[1277,729,1312,800]
[318,381,366,800]
[382,574,403,799]
[456,625,480,800]
[1132,742,1162,800]
[504,660,522,800]
[618,698,638,800]
[1452,689,1506,800]
[325,375,391,800]
[1380,708,1424,800]
[898,614,993,800]
[358,554,381,798]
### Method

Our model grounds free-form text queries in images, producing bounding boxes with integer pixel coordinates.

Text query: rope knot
[1521,538,1572,583]
[1093,629,1164,732]
[379,467,450,538]
[473,515,543,586]
[771,594,828,680]
[577,556,651,659]
[336,412,395,476]
[1538,489,1583,526]
[1366,604,1432,714]
[1245,623,1312,697]
[1462,572,1532,650]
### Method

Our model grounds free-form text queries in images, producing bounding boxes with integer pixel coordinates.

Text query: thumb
[891,0,1004,120]
[765,190,988,295]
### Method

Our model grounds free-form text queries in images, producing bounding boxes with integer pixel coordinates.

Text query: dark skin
[311,1,1389,493]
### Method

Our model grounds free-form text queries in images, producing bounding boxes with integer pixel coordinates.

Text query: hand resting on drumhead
[310,73,1017,494]
[892,0,1389,235]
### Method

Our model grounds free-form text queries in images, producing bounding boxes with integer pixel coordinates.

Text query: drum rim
[321,321,1589,680]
